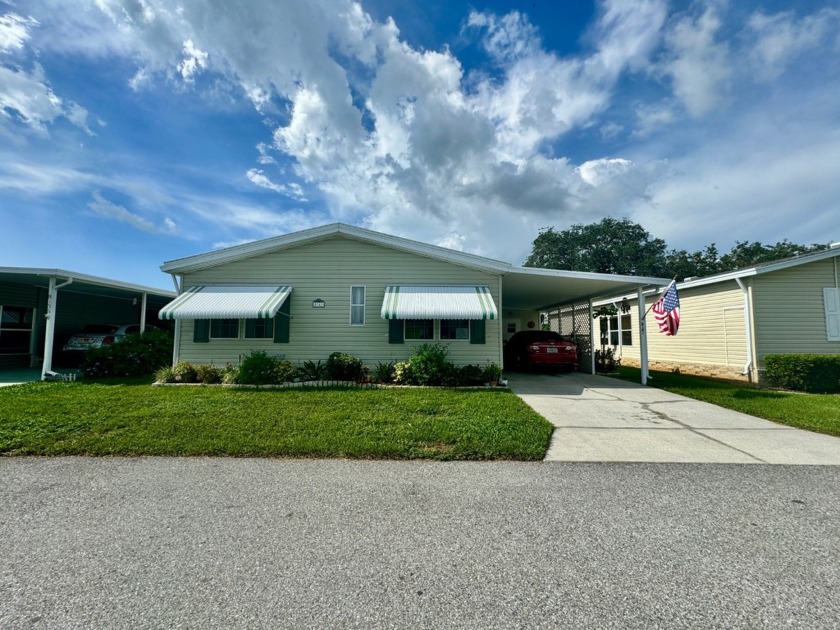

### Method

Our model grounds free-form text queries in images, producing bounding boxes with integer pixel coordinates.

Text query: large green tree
[524,218,668,276]
[525,219,829,279]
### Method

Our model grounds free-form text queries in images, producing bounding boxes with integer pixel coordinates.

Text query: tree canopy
[524,218,829,279]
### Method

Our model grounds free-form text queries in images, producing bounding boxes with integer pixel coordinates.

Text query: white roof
[159,285,292,320]
[160,223,669,310]
[0,267,174,298]
[381,286,498,320]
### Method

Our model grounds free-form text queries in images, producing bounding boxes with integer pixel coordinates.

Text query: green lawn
[611,367,840,437]
[0,380,553,460]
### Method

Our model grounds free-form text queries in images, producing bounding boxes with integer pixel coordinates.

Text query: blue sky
[2,0,839,290]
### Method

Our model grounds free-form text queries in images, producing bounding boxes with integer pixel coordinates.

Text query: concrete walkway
[507,372,840,465]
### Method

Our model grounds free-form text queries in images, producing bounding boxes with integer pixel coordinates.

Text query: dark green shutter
[193,319,209,343]
[273,297,290,343]
[388,319,404,344]
[470,319,485,344]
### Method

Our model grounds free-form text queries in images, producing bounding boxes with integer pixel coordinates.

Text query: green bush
[483,362,503,382]
[297,359,328,381]
[372,360,396,384]
[236,350,293,385]
[155,365,175,383]
[408,343,452,385]
[222,363,240,384]
[326,352,365,381]
[595,347,620,373]
[172,360,198,383]
[459,364,485,386]
[81,328,173,378]
[764,354,840,393]
[195,364,223,384]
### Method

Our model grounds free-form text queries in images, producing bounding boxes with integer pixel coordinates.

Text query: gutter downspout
[498,275,504,369]
[139,292,148,333]
[735,278,754,380]
[170,274,182,366]
[41,276,73,380]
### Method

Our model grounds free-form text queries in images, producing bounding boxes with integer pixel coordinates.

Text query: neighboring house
[159,223,668,372]
[0,268,174,378]
[587,245,840,383]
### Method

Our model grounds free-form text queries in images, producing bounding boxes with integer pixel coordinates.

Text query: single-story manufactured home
[580,245,840,383]
[159,223,669,377]
[0,268,175,380]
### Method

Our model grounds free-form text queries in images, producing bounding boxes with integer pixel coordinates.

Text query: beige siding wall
[752,258,840,363]
[175,236,501,367]
[616,282,749,379]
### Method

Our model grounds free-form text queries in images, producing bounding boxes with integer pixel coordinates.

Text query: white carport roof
[0,267,174,301]
[500,266,670,311]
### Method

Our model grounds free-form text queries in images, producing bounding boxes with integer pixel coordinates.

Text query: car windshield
[518,331,562,342]
[79,324,119,334]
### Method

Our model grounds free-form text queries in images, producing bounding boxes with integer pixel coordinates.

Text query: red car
[504,331,578,372]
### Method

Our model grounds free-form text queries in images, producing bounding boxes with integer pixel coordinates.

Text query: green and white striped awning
[159,285,292,320]
[381,286,497,320]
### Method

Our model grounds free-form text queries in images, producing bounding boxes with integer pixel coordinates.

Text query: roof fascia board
[0,267,175,297]
[161,223,512,275]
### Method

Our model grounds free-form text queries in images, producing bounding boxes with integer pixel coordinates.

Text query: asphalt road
[2,458,839,629]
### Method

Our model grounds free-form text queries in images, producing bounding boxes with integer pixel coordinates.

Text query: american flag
[652,282,680,336]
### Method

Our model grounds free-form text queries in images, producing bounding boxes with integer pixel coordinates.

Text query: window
[245,318,273,339]
[350,286,365,326]
[600,314,632,347]
[441,319,470,340]
[0,305,33,354]
[210,319,239,339]
[405,319,433,340]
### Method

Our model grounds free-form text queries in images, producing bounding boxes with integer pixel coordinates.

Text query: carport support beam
[41,276,73,380]
[139,292,147,333]
[638,286,649,385]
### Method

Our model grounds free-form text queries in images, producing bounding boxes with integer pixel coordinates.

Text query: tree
[524,218,668,276]
[663,244,722,280]
[718,240,828,270]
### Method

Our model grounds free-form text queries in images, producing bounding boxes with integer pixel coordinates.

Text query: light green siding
[752,258,840,364]
[617,282,748,370]
[175,236,502,367]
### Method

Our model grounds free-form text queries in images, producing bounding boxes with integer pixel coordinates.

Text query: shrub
[595,347,620,373]
[459,364,485,386]
[408,343,452,386]
[222,363,240,385]
[155,365,175,383]
[326,352,365,381]
[236,350,293,385]
[297,359,328,382]
[81,328,173,378]
[172,360,198,383]
[372,360,396,384]
[195,364,223,384]
[483,362,503,383]
[393,361,412,384]
[764,354,840,393]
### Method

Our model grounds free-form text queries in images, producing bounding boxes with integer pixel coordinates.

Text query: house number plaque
[312,299,326,308]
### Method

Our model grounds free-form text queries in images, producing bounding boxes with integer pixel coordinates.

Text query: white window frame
[350,286,366,326]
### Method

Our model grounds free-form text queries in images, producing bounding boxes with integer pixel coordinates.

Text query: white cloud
[177,38,207,83]
[660,7,731,117]
[246,168,306,200]
[88,190,175,234]
[0,12,37,52]
[744,8,840,80]
[577,158,633,187]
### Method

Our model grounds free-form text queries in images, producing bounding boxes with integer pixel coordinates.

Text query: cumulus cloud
[5,0,840,263]
[0,12,37,52]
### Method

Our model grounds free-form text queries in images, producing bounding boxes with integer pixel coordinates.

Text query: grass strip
[610,367,840,437]
[0,381,553,460]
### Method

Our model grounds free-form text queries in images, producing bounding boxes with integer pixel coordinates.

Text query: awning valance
[159,285,292,320]
[381,286,497,320]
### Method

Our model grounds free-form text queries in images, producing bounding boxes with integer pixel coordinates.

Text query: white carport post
[41,275,73,380]
[170,274,182,365]
[588,298,595,375]
[139,292,148,332]
[638,286,649,385]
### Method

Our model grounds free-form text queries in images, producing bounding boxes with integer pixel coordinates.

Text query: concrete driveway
[507,372,840,465]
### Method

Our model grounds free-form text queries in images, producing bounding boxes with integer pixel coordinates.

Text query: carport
[0,268,174,381]
[499,266,669,384]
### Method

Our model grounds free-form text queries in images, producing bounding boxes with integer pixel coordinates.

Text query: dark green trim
[193,319,210,343]
[388,318,404,344]
[274,297,290,343]
[469,320,485,344]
